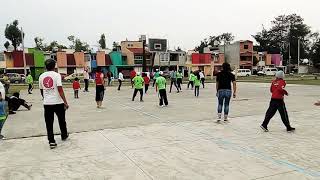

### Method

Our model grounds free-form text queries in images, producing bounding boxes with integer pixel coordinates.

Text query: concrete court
[0,82,320,180]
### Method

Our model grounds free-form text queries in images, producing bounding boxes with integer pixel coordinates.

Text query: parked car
[20,74,26,82]
[258,68,278,76]
[6,73,23,83]
[64,73,84,82]
[233,69,251,77]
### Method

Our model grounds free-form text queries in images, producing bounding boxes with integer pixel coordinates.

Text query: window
[160,53,169,62]
[154,44,162,50]
[244,45,249,49]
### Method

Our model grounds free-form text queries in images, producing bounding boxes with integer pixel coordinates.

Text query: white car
[233,69,252,77]
[258,68,278,76]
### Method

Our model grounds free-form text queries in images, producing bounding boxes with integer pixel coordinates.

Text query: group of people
[0,58,300,149]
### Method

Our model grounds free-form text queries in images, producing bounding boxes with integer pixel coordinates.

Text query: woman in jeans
[216,63,237,122]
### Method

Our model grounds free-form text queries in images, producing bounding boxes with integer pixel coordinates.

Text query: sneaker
[27,104,32,110]
[160,105,165,108]
[217,114,222,123]
[49,143,57,149]
[62,133,69,141]
[287,127,296,132]
[140,100,144,102]
[260,125,269,132]
[0,135,5,140]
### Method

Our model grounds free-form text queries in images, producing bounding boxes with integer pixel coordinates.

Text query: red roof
[127,48,150,55]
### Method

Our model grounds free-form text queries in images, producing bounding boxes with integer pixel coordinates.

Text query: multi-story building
[121,40,151,72]
[220,40,254,70]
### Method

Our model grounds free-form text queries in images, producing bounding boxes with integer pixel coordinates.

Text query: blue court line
[215,139,320,177]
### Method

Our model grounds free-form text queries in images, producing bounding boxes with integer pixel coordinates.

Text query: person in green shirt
[194,71,201,97]
[152,69,160,87]
[187,71,195,89]
[176,70,183,91]
[156,71,168,107]
[169,70,180,93]
[132,72,144,102]
[26,72,34,94]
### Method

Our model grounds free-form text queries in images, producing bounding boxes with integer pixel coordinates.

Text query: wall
[96,51,106,66]
[74,52,85,67]
[222,42,240,70]
[266,54,272,65]
[28,49,45,67]
[12,51,24,67]
[58,68,67,74]
[57,52,67,67]
[121,41,142,65]
[271,54,282,66]
[4,52,14,68]
[0,53,5,69]
[110,51,123,65]
[240,41,253,53]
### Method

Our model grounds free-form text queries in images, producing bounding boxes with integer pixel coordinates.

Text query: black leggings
[194,86,200,97]
[118,80,122,90]
[187,81,194,89]
[262,99,291,129]
[145,84,149,93]
[159,89,168,106]
[177,78,182,90]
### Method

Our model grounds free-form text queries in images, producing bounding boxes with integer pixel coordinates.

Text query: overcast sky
[0,0,319,50]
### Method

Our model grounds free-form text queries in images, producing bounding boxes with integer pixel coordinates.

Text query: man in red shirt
[143,73,150,94]
[261,71,295,132]
[130,69,136,89]
[72,78,81,99]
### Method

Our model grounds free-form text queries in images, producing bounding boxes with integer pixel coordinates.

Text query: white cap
[137,72,141,76]
[275,71,284,79]
[156,69,159,71]
[159,71,164,75]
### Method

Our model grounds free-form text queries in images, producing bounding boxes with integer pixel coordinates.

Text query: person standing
[0,92,8,140]
[216,63,237,122]
[39,59,69,149]
[3,73,10,94]
[169,70,180,93]
[176,70,183,91]
[260,71,295,132]
[152,69,160,87]
[143,73,150,94]
[132,72,144,102]
[194,72,201,97]
[187,71,195,89]
[118,70,124,91]
[156,71,168,107]
[95,67,105,108]
[83,68,90,92]
[199,70,205,88]
[26,72,34,94]
[130,69,137,88]
[107,71,112,86]
[73,78,81,99]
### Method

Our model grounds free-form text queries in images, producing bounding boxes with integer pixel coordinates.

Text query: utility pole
[21,27,27,76]
[297,38,300,74]
[288,42,291,73]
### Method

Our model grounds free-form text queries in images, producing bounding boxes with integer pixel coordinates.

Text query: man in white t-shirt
[118,70,124,91]
[199,70,205,88]
[83,68,90,92]
[39,59,69,149]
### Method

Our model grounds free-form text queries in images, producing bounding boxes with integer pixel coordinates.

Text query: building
[220,40,254,70]
[121,40,151,72]
[152,50,187,72]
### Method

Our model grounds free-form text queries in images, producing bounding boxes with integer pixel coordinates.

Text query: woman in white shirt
[118,70,124,91]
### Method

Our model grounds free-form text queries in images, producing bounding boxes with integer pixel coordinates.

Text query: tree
[44,41,67,51]
[112,41,119,51]
[195,33,235,53]
[98,34,106,49]
[5,20,24,50]
[34,37,45,50]
[4,41,10,50]
[67,35,75,49]
[253,14,311,65]
[67,35,89,52]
